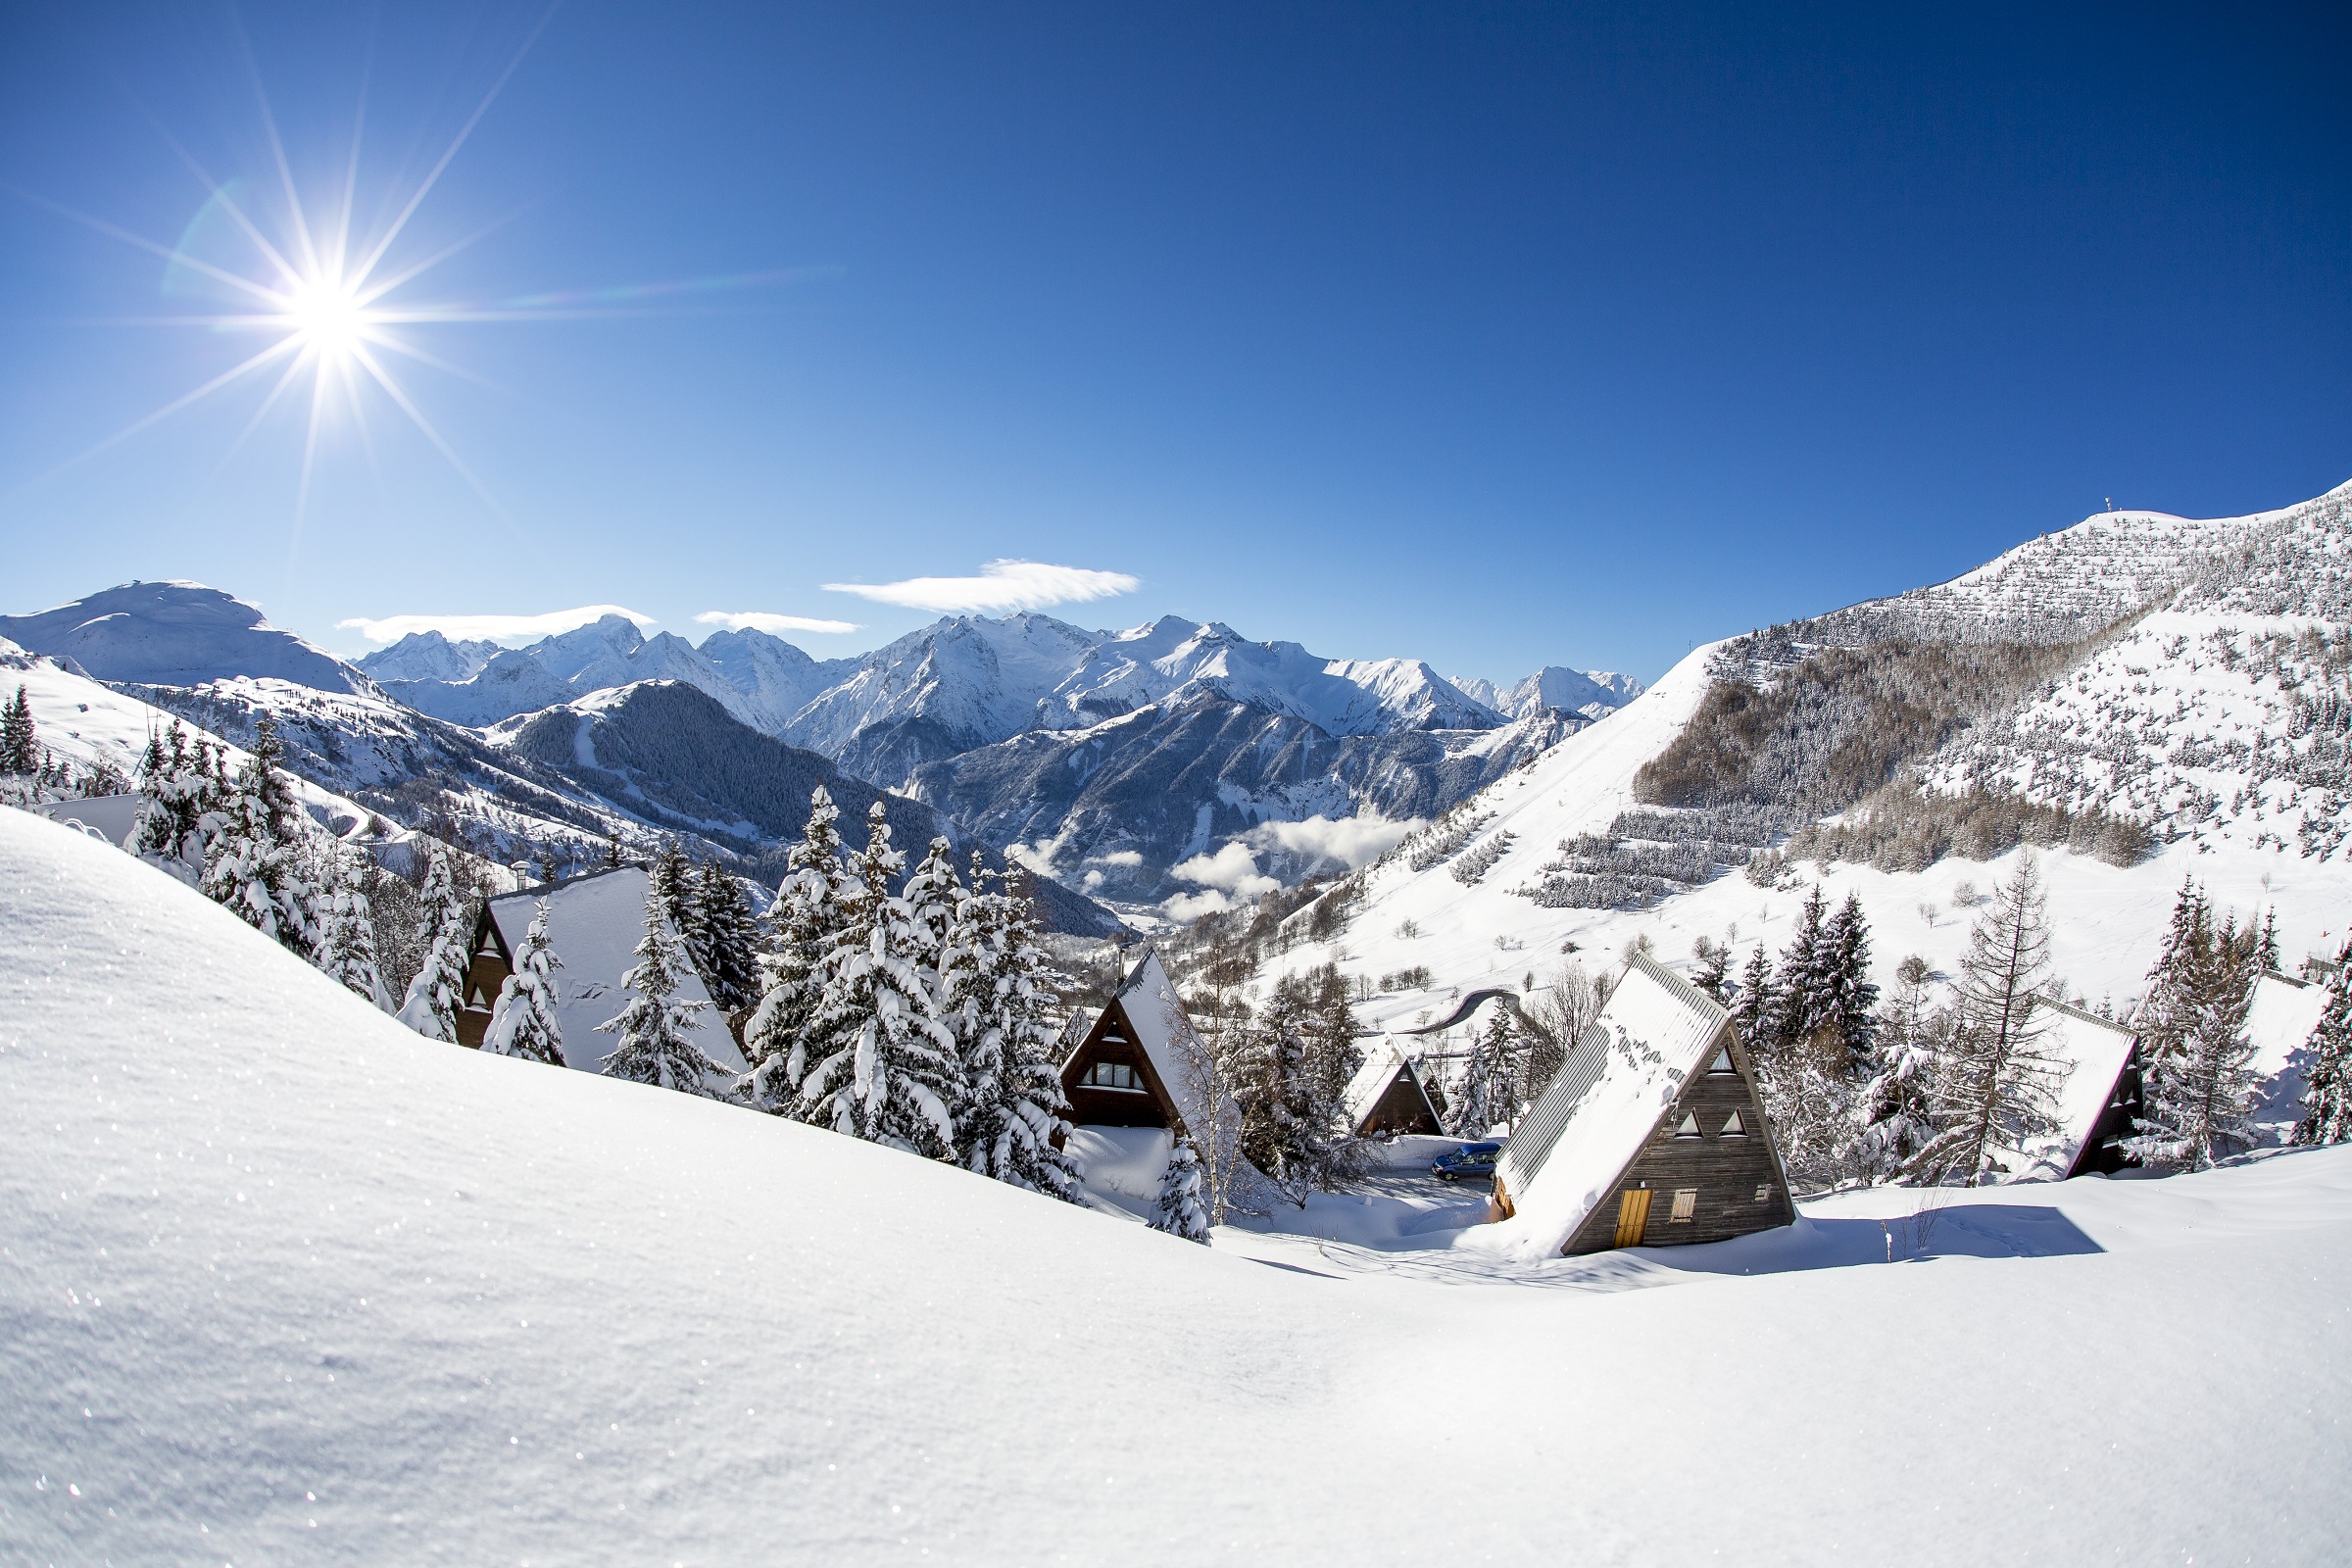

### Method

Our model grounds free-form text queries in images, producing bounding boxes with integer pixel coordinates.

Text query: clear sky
[2,2,2346,684]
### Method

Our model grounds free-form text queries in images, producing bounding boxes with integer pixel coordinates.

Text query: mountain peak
[0,581,371,695]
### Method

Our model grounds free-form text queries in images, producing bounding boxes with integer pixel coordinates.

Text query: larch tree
[198,713,322,962]
[484,900,568,1066]
[942,856,1083,1200]
[1148,1137,1211,1244]
[796,801,963,1156]
[2293,943,2352,1148]
[396,850,470,1043]
[741,786,852,1110]
[597,882,725,1095]
[1906,854,2064,1186]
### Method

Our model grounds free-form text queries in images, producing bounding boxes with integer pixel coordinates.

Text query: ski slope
[9,806,2350,1564]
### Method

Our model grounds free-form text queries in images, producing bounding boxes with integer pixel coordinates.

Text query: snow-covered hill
[0,581,376,696]
[8,807,2351,1565]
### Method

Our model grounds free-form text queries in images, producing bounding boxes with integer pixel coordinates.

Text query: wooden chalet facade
[1492,954,1795,1255]
[1343,1047,1445,1138]
[1057,947,1232,1145]
[456,904,516,1051]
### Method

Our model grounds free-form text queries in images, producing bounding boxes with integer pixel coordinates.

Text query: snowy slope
[8,808,2352,1565]
[0,581,374,696]
[1456,665,1648,720]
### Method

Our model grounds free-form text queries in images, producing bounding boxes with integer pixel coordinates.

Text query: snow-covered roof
[1493,955,1732,1259]
[2032,997,2138,1177]
[26,792,144,849]
[1341,1042,1438,1131]
[1106,947,1233,1144]
[487,867,744,1080]
[2247,972,2328,1081]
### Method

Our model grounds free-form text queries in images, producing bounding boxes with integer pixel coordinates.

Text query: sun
[281,274,372,363]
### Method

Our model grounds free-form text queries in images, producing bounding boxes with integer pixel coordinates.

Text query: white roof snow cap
[1341,1040,1431,1128]
[1109,947,1234,1144]
[1493,954,1733,1260]
[2032,996,2137,1175]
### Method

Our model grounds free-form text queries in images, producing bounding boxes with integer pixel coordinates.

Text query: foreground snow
[5,808,2349,1565]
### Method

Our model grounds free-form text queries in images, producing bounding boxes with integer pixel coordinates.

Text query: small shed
[1058,947,1231,1143]
[472,866,745,1083]
[1491,954,1794,1257]
[2033,997,2143,1179]
[1343,1045,1445,1138]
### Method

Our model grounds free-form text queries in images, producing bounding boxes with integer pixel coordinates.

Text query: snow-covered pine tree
[395,850,470,1043]
[795,801,963,1155]
[1763,884,1834,1058]
[483,899,568,1066]
[2257,907,2281,974]
[2293,942,2352,1147]
[315,840,390,1008]
[1148,1136,1211,1244]
[131,720,220,869]
[1851,955,1941,1181]
[1823,892,1881,1070]
[2128,902,2261,1172]
[1448,1005,1522,1140]
[1231,969,1362,1201]
[1690,936,1733,1004]
[198,713,322,961]
[1906,855,2064,1185]
[0,685,35,775]
[597,883,725,1095]
[687,858,763,1015]
[1731,945,1775,1056]
[651,838,695,936]
[741,786,853,1110]
[942,855,1083,1200]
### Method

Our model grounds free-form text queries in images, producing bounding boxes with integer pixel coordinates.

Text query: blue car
[1431,1142,1500,1182]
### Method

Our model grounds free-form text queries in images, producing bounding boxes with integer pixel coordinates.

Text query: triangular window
[1719,1109,1749,1138]
[1707,1049,1738,1075]
[1673,1112,1702,1139]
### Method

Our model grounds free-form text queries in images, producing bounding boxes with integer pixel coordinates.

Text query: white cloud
[694,610,860,636]
[821,560,1140,613]
[1168,841,1280,899]
[1091,850,1145,867]
[1161,888,1236,921]
[337,606,656,646]
[1247,813,1422,871]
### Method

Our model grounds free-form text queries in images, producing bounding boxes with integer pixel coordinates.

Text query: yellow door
[1613,1188,1653,1249]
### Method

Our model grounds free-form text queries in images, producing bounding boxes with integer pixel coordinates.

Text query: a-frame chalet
[454,903,516,1051]
[1343,1045,1446,1138]
[2033,996,2142,1180]
[1491,954,1795,1256]
[1058,947,1230,1144]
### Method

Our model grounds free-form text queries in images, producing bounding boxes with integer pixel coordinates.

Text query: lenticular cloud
[821,560,1140,612]
[694,611,860,635]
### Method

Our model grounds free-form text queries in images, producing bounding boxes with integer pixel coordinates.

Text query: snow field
[9,807,2352,1564]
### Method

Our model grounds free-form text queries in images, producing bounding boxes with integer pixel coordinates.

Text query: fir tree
[597,884,726,1095]
[0,684,35,775]
[943,856,1083,1200]
[1690,936,1733,1004]
[1448,1005,1522,1140]
[650,839,694,938]
[198,714,321,960]
[1232,970,1363,1200]
[315,840,389,1008]
[2129,895,2261,1172]
[796,802,963,1155]
[484,900,568,1066]
[131,720,220,867]
[1763,884,1834,1058]
[1907,855,2064,1185]
[2293,942,2352,1147]
[742,786,853,1109]
[687,858,763,1014]
[1822,892,1881,1069]
[396,850,470,1043]
[1731,945,1775,1056]
[1148,1137,1211,1244]
[1851,955,1941,1181]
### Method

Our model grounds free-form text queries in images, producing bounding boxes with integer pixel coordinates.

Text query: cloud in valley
[1247,813,1420,871]
[695,610,861,635]
[1168,841,1281,900]
[337,606,658,645]
[821,560,1140,613]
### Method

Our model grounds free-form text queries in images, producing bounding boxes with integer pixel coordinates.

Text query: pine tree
[2129,896,2261,1171]
[131,720,220,867]
[315,839,389,1008]
[742,786,853,1109]
[1763,884,1834,1057]
[0,685,36,775]
[484,900,568,1066]
[198,713,321,960]
[1822,893,1881,1070]
[650,839,695,939]
[687,858,763,1014]
[1448,1005,1522,1140]
[2293,943,2352,1147]
[1731,946,1775,1057]
[796,801,963,1155]
[1231,970,1363,1200]
[943,856,1083,1200]
[396,850,470,1043]
[1690,937,1733,1004]
[597,884,726,1095]
[1851,955,1941,1181]
[1148,1136,1211,1244]
[1907,855,2064,1185]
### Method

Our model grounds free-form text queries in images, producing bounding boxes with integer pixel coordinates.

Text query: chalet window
[1753,1183,1775,1202]
[1718,1109,1749,1138]
[1672,1112,1701,1138]
[1083,1061,1144,1091]
[1669,1189,1697,1223]
[1706,1049,1737,1075]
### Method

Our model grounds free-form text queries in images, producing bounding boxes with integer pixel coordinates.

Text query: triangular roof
[1090,946,1233,1145]
[1494,954,1771,1256]
[2032,996,2139,1178]
[1341,1042,1442,1133]
[486,866,744,1081]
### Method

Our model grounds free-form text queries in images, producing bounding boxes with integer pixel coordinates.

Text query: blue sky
[2,2,2346,684]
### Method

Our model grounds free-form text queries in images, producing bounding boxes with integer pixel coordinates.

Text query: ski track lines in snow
[5,809,2351,1565]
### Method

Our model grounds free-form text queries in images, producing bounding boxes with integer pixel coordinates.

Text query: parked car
[1431,1142,1501,1182]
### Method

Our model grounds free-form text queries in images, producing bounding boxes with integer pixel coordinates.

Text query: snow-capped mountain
[357,629,503,683]
[0,581,376,696]
[1455,665,1647,721]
